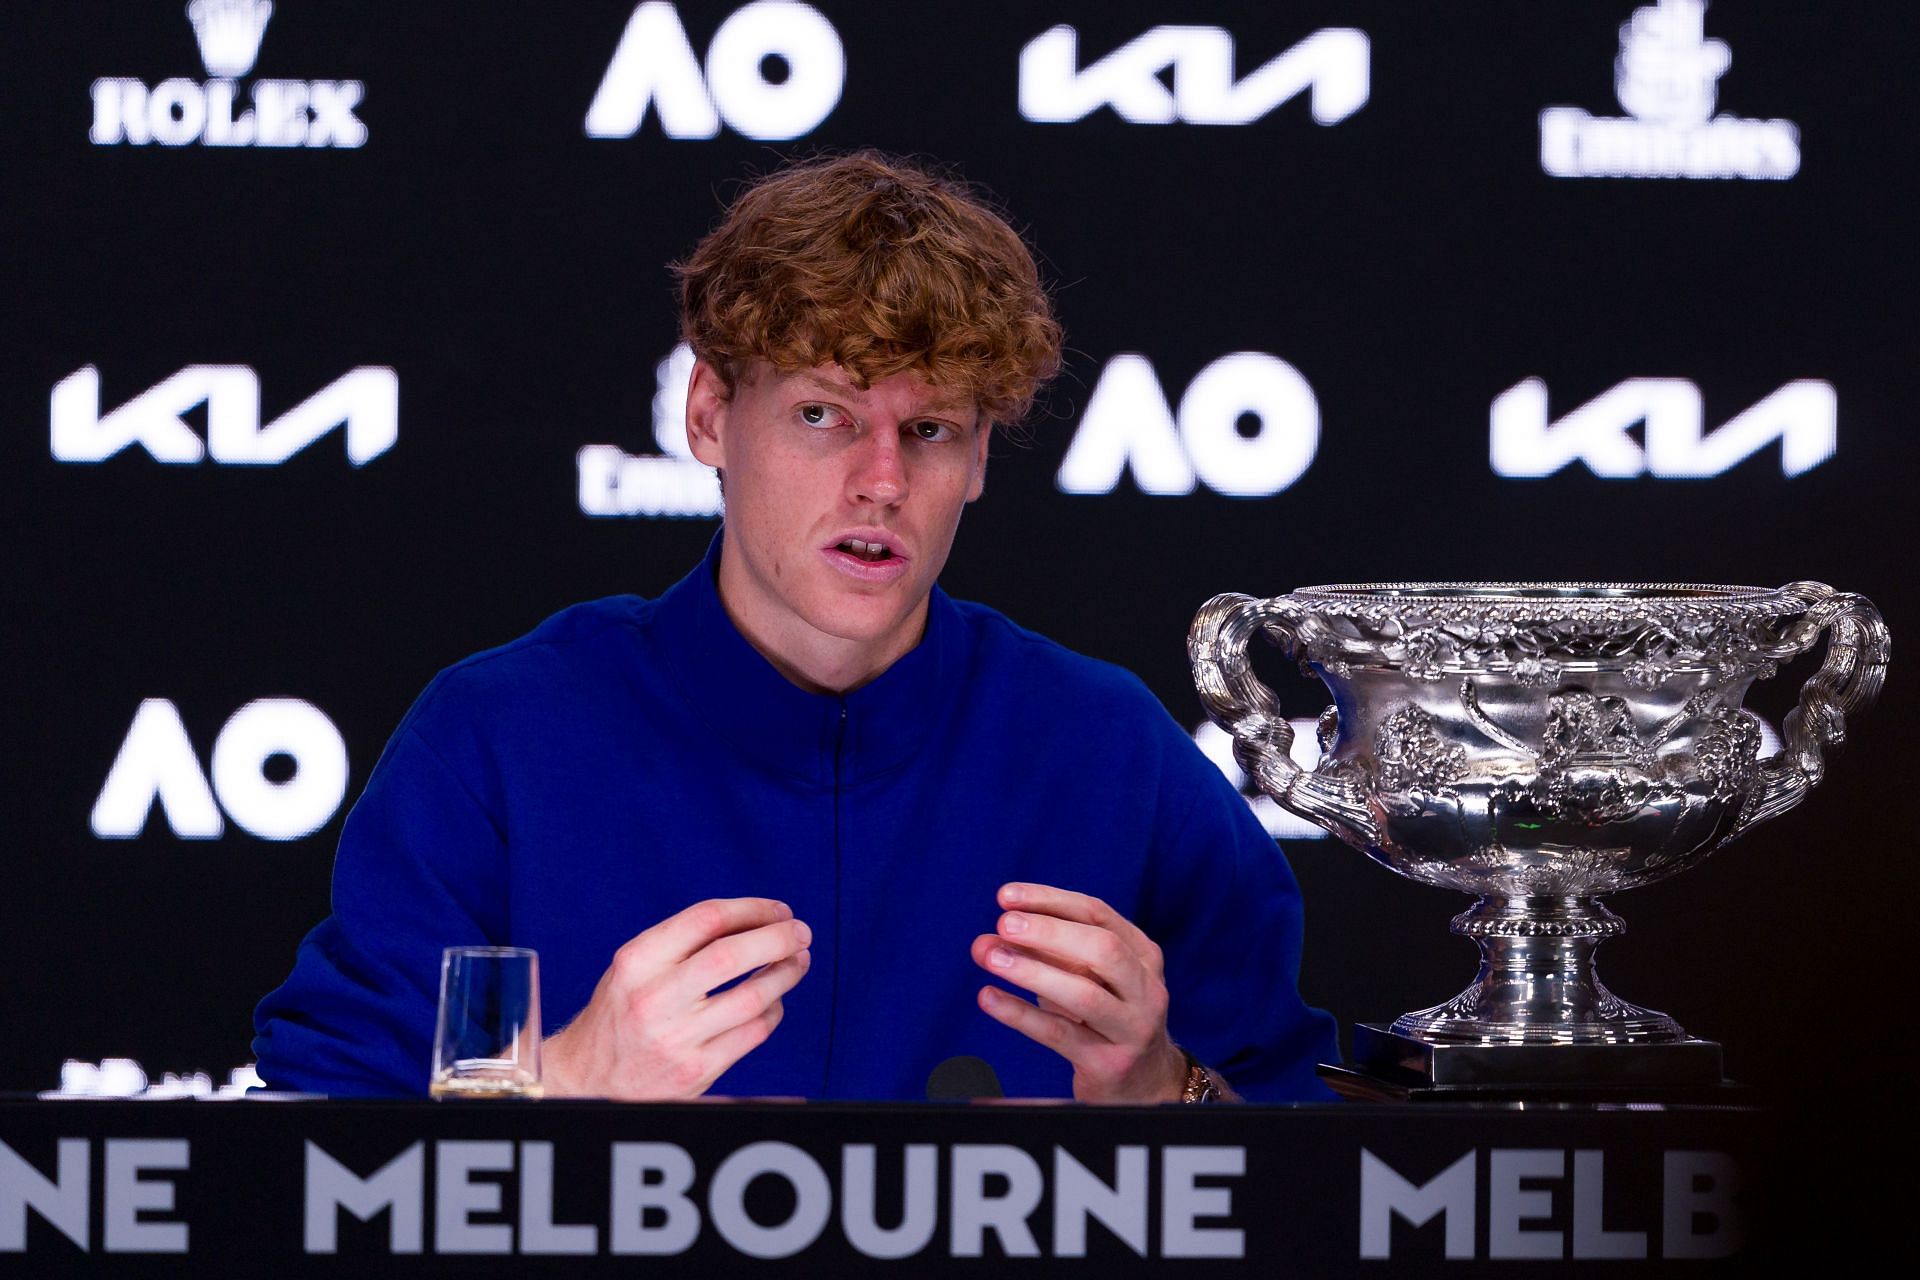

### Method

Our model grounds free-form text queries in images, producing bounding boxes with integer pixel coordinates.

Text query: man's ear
[966,419,991,503]
[685,359,730,468]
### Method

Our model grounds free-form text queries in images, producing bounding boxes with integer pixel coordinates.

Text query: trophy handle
[1190,593,1381,847]
[1735,581,1890,834]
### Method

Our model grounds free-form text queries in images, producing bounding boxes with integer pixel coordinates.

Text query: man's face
[685,358,990,692]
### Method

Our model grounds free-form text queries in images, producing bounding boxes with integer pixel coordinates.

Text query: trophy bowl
[1191,581,1887,1078]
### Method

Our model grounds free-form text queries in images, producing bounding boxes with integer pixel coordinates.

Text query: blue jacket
[253,538,1337,1100]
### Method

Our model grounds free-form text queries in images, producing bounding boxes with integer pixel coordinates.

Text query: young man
[254,153,1336,1103]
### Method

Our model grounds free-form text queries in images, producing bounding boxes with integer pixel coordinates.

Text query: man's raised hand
[543,897,810,1099]
[970,882,1192,1104]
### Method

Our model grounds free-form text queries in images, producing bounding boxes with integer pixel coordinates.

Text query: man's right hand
[542,897,811,1099]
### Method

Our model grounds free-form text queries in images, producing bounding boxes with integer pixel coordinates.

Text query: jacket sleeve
[251,704,510,1097]
[1145,711,1341,1102]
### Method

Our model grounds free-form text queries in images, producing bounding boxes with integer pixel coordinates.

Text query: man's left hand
[970,882,1188,1103]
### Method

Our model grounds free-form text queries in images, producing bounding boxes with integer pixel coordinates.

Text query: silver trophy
[1191,581,1888,1094]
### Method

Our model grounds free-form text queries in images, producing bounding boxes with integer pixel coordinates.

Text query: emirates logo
[1539,0,1799,180]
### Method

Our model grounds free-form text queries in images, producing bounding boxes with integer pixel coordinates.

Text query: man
[254,152,1336,1102]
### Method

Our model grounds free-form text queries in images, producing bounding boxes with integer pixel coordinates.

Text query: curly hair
[676,151,1063,427]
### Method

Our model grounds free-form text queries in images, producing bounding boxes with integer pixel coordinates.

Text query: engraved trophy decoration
[1191,582,1888,1096]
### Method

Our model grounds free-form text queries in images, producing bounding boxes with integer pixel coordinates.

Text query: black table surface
[0,1092,1854,1276]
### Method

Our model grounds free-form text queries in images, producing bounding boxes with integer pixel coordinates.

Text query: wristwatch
[1180,1050,1221,1104]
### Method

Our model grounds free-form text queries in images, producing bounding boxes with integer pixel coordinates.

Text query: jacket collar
[652,530,962,785]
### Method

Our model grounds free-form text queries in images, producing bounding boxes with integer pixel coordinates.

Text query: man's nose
[848,429,907,506]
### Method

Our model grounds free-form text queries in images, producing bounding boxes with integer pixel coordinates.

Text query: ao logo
[1020,25,1369,125]
[1056,353,1319,497]
[91,699,348,842]
[50,366,398,465]
[586,2,844,141]
[1490,378,1836,478]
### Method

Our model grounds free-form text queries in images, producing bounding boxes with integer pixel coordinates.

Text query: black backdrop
[3,0,1914,1131]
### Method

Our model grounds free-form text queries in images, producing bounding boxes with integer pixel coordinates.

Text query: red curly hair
[676,151,1062,427]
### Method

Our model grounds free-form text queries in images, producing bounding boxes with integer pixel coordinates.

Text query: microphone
[926,1055,1003,1101]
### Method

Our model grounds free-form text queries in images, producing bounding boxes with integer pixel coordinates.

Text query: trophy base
[1318,1023,1734,1102]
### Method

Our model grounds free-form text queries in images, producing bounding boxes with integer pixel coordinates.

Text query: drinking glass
[430,946,543,1098]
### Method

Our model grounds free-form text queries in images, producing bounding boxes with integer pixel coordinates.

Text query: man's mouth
[836,538,895,563]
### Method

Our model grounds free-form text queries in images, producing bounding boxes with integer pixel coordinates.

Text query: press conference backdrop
[2,1,1913,1109]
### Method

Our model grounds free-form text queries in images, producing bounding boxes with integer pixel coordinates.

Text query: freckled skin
[685,357,988,695]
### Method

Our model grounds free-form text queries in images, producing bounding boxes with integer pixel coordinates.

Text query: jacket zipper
[822,701,849,1096]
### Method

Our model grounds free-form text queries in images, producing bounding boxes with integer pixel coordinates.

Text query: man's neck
[713,580,927,697]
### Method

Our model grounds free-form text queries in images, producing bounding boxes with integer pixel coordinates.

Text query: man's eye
[911,421,955,442]
[799,404,828,426]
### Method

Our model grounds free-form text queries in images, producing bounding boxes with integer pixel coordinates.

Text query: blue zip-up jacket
[253,538,1337,1100]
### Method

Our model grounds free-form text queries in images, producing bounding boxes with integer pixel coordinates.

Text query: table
[0,1096,1780,1275]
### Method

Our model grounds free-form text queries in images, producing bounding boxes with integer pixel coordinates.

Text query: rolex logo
[89,1,366,149]
[187,0,274,79]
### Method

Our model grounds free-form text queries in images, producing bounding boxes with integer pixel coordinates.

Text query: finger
[971,935,1128,1039]
[683,918,812,996]
[998,883,1160,973]
[697,949,811,1038]
[996,910,1149,1003]
[977,984,1103,1059]
[625,897,795,968]
[696,998,789,1089]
